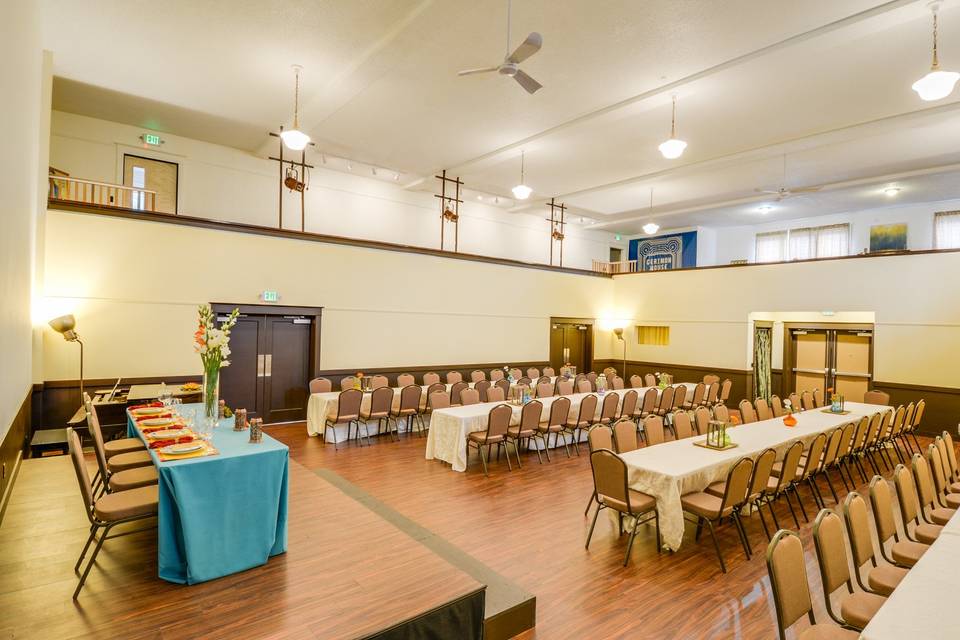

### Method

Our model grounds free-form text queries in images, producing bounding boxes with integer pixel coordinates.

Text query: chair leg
[584,490,597,517]
[479,445,489,477]
[822,470,840,504]
[755,500,772,540]
[74,524,97,572]
[542,433,552,462]
[74,523,114,599]
[733,511,751,559]
[704,518,727,574]
[695,516,704,542]
[783,490,801,528]
[533,436,543,464]
[585,504,602,549]
[910,431,923,454]
[623,519,639,566]
[503,443,513,471]
[513,439,522,469]
[767,496,782,531]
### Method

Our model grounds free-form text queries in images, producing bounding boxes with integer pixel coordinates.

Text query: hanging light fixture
[913,2,959,101]
[280,65,311,151]
[642,188,660,235]
[658,95,688,159]
[511,151,532,200]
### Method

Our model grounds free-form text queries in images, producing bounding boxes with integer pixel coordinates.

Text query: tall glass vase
[203,366,220,423]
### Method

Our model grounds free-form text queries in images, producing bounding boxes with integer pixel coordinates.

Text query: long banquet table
[126,404,289,584]
[619,401,890,551]
[426,384,698,473]
[859,508,960,639]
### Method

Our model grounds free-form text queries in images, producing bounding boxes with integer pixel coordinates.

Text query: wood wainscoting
[0,389,31,525]
[592,359,752,409]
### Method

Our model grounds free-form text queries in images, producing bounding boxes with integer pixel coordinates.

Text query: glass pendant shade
[280,128,311,151]
[642,222,660,235]
[658,138,687,159]
[511,183,532,199]
[912,69,960,100]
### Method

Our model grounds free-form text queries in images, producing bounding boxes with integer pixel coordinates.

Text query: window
[636,325,669,346]
[935,211,960,249]
[754,223,849,262]
[131,166,146,210]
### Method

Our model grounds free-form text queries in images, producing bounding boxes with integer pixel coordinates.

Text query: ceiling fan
[755,155,823,201]
[457,0,544,94]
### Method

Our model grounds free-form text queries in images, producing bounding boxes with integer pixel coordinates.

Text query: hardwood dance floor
[0,422,933,639]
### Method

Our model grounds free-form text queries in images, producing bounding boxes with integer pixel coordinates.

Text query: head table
[619,401,890,551]
[126,403,289,584]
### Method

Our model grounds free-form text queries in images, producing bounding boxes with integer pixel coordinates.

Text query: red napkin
[141,423,184,434]
[148,436,195,449]
[129,402,163,411]
[135,412,173,422]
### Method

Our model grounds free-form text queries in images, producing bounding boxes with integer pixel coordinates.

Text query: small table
[29,428,69,457]
[126,383,199,402]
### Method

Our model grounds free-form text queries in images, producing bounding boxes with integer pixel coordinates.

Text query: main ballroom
[4,1,960,638]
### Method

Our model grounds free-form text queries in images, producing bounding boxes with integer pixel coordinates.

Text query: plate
[148,428,189,439]
[131,407,165,416]
[160,442,204,455]
[141,417,178,427]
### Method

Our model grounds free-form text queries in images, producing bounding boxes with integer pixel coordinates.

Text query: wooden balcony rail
[591,259,638,274]
[49,175,157,212]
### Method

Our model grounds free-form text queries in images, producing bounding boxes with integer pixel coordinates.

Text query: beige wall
[602,254,960,388]
[41,210,613,380]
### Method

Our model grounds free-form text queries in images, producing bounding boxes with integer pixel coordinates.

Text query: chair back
[577,394,599,425]
[672,385,686,409]
[893,463,922,526]
[926,443,950,495]
[370,375,389,389]
[705,381,720,404]
[446,371,463,384]
[368,387,393,416]
[640,388,658,415]
[693,406,711,435]
[611,376,625,390]
[470,370,486,383]
[769,395,784,417]
[864,412,882,448]
[557,379,574,395]
[800,391,815,411]
[913,398,926,431]
[863,390,890,405]
[85,404,111,485]
[620,390,638,418]
[475,379,492,401]
[428,391,451,411]
[536,382,555,398]
[67,428,96,518]
[337,389,362,420]
[690,383,706,406]
[843,492,876,569]
[309,377,332,393]
[548,396,571,428]
[577,380,592,393]
[868,475,898,545]
[657,386,675,413]
[543,366,555,377]
[603,367,617,378]
[612,418,639,453]
[890,406,906,438]
[812,509,852,595]
[749,448,777,499]
[800,433,827,479]
[525,367,540,380]
[911,453,938,511]
[775,441,805,487]
[340,376,357,391]
[398,385,422,414]
[713,404,730,423]
[719,457,754,512]
[600,393,619,422]
[644,373,657,387]
[766,530,815,640]
[397,373,415,387]
[423,372,440,385]
[450,381,469,405]
[519,400,542,432]
[460,388,480,406]
[719,379,732,403]
[821,428,843,467]
[517,377,532,388]
[590,449,632,512]
[755,398,772,421]
[495,378,511,398]
[485,404,513,439]
[787,392,800,412]
[629,374,643,388]
[587,424,613,452]
[738,399,757,424]
[703,374,720,385]
[643,415,665,445]
[812,388,824,408]
[490,369,505,381]
[851,416,870,451]
[835,422,856,459]
[509,368,523,381]
[942,431,960,480]
[673,411,693,439]
[425,382,446,404]
[486,386,506,403]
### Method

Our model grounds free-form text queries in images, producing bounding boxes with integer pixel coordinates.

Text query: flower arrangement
[355,372,365,390]
[194,304,239,419]
[782,399,797,426]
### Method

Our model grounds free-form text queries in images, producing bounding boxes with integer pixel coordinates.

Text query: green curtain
[754,327,772,400]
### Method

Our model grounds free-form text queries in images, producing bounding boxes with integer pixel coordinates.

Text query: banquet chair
[543,367,555,377]
[813,388,824,408]
[642,415,665,446]
[490,369,505,382]
[612,418,639,453]
[422,372,440,385]
[89,406,152,477]
[738,400,758,424]
[693,406,711,436]
[644,373,657,387]
[769,395,784,417]
[766,529,859,640]
[564,394,598,455]
[586,449,660,566]
[428,391,451,412]
[654,385,674,418]
[926,442,960,509]
[340,376,358,391]
[485,386,505,402]
[672,385,686,412]
[67,428,158,599]
[868,410,896,471]
[470,370,486,383]
[863,390,890,405]
[334,389,368,447]
[557,379,574,395]
[509,368,523,381]
[911,453,956,525]
[629,374,644,388]
[475,379,492,401]
[636,388,658,420]
[459,388,480,406]
[603,367,617,378]
[396,373,415,387]
[844,417,871,483]
[704,381,720,407]
[755,398,772,421]
[586,371,598,391]
[370,375,389,389]
[672,411,693,440]
[361,386,393,439]
[893,463,943,545]
[583,425,614,515]
[505,400,544,467]
[868,475,928,568]
[813,429,845,505]
[619,389,638,421]
[857,413,886,476]
[765,441,805,530]
[576,380,592,393]
[703,374,720,386]
[801,391,816,411]
[541,396,572,460]
[87,405,157,495]
[829,423,857,492]
[574,372,587,388]
[680,456,754,573]
[843,492,908,596]
[309,377,332,393]
[811,509,887,630]
[710,447,777,540]
[598,392,619,425]
[774,432,828,520]
[85,395,146,460]
[713,404,730,423]
[450,381,469,406]
[717,379,732,406]
[536,380,554,398]
[517,376,532,389]
[446,371,463,384]
[882,406,907,464]
[939,431,960,489]
[897,402,916,456]
[390,385,424,439]
[527,367,541,380]
[788,392,801,412]
[683,383,705,410]
[467,404,513,476]
[611,376,625,390]
[495,378,511,398]
[902,399,925,455]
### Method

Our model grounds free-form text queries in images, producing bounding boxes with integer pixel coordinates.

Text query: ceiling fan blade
[458,66,499,76]
[789,186,822,193]
[754,188,781,195]
[507,32,542,64]
[513,69,542,94]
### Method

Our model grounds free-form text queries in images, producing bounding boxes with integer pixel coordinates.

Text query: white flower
[783,399,792,408]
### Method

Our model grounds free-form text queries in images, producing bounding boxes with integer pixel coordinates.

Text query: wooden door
[262,316,311,423]
[787,326,873,401]
[549,321,591,373]
[793,331,828,395]
[218,314,267,419]
[834,332,871,400]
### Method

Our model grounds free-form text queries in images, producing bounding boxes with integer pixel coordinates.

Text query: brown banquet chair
[446,371,463,384]
[619,389,638,422]
[485,386,505,402]
[475,379,492,401]
[769,395,784,418]
[583,425,614,514]
[526,367,541,380]
[88,406,151,479]
[629,374,643,388]
[467,404,513,476]
[654,385,674,418]
[470,370,486,383]
[611,375,625,390]
[642,415,665,446]
[505,400,545,466]
[598,392,620,425]
[576,379,592,393]
[494,378,511,399]
[672,410,693,440]
[636,388,658,420]
[536,381,554,398]
[370,374,389,389]
[389,384,423,439]
[718,379,732,405]
[863,390,890,405]
[563,394,598,455]
[340,376,357,391]
[703,374,720,386]
[612,417,639,453]
[842,492,907,597]
[543,366,556,377]
[428,390,450,412]
[738,399,758,424]
[644,373,656,387]
[361,386,393,439]
[557,379,574,395]
[801,391,816,411]
[683,383,705,410]
[86,405,156,496]
[490,369,505,381]
[541,395,572,459]
[755,398,772,421]
[868,475,928,568]
[893,463,943,545]
[450,381,469,406]
[396,373,415,387]
[459,388,480,406]
[704,381,720,406]
[309,377,332,393]
[911,452,955,525]
[423,372,440,385]
[812,388,824,408]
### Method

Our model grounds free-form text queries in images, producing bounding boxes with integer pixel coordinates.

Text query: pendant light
[280,65,311,151]
[511,151,532,200]
[642,188,660,235]
[658,95,687,159]
[912,2,959,101]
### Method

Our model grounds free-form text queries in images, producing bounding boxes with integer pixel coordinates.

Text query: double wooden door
[789,326,873,401]
[214,304,321,424]
[550,319,593,373]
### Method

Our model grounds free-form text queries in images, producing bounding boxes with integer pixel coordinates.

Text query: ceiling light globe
[884,186,901,197]
[642,222,660,235]
[511,184,532,200]
[280,128,311,151]
[912,69,960,101]
[658,138,687,159]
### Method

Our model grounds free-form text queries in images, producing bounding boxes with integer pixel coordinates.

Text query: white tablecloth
[860,510,960,640]
[619,401,889,551]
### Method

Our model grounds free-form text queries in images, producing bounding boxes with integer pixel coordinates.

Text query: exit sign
[261,290,280,303]
[143,133,162,146]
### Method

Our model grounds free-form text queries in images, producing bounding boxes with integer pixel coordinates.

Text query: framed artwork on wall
[869,223,907,252]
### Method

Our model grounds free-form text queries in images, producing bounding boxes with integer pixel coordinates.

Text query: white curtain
[815,224,850,258]
[755,231,787,262]
[762,223,850,261]
[935,211,960,249]
[789,228,817,260]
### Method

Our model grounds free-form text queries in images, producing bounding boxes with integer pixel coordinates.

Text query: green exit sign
[261,290,280,303]
[143,133,162,146]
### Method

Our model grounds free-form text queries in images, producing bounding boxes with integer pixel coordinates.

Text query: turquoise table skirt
[127,404,288,584]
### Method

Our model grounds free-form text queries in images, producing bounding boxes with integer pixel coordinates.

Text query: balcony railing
[591,259,638,274]
[49,175,157,212]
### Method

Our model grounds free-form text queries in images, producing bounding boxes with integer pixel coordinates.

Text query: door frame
[122,152,180,214]
[781,322,874,396]
[549,317,595,372]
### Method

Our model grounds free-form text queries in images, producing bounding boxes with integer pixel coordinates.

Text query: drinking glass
[198,414,215,442]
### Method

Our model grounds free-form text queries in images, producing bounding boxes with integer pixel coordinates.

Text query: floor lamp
[49,314,85,413]
[613,326,626,379]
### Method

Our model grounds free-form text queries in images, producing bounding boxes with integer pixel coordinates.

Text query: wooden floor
[0,421,933,639]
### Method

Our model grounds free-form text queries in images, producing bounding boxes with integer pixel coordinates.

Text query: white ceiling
[39,0,960,233]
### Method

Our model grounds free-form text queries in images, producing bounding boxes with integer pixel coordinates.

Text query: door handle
[257,354,265,377]
[265,354,272,377]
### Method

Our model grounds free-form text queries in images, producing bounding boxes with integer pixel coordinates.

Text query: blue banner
[628,231,698,271]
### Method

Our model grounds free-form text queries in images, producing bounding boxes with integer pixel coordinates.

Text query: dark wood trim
[0,388,31,525]
[49,202,608,279]
[210,302,324,317]
[873,380,960,394]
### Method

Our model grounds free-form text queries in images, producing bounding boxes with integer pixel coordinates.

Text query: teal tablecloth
[127,404,288,584]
